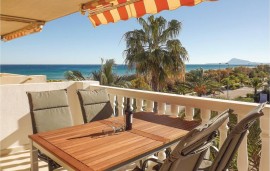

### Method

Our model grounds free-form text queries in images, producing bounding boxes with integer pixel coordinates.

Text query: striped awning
[81,0,211,27]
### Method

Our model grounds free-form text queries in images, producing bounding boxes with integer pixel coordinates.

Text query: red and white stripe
[86,0,205,27]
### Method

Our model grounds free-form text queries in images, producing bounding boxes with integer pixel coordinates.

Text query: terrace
[0,80,269,170]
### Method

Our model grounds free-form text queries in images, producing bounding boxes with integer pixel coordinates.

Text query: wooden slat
[130,128,170,143]
[29,135,93,171]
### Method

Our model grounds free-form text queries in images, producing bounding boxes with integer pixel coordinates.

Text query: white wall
[0,74,47,85]
[0,81,99,154]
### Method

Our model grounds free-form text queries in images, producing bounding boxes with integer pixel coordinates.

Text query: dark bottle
[125,98,133,130]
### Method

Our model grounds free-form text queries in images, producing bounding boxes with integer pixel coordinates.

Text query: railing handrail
[89,84,270,114]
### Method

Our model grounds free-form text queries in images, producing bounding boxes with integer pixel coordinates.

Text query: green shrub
[246,93,254,98]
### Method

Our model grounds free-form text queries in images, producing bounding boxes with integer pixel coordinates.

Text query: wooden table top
[29,112,199,171]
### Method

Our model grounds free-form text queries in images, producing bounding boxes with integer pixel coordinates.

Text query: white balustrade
[200,108,211,123]
[259,113,270,171]
[136,98,144,112]
[170,104,179,117]
[117,96,124,116]
[218,110,229,148]
[88,84,270,170]
[185,106,194,120]
[237,114,249,171]
[109,94,116,116]
[157,149,167,161]
[146,100,154,112]
[200,108,211,159]
[158,102,166,114]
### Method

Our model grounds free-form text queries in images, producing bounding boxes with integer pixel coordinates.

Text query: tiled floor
[0,150,65,171]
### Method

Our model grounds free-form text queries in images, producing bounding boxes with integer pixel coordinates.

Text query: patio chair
[199,102,266,171]
[77,89,113,123]
[27,89,73,171]
[135,109,232,171]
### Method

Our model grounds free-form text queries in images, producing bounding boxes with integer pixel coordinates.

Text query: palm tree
[249,77,263,96]
[123,15,188,91]
[91,58,132,87]
[64,70,85,81]
[91,58,115,85]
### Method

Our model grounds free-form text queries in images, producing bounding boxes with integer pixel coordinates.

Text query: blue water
[0,64,254,80]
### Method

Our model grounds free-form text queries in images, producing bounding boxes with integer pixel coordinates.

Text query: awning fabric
[82,0,206,27]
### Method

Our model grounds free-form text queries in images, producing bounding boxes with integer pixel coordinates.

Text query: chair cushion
[77,89,113,123]
[33,107,73,133]
[78,89,110,105]
[27,89,73,133]
[28,89,69,111]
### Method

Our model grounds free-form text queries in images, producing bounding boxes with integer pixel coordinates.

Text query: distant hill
[227,58,258,65]
[207,58,262,65]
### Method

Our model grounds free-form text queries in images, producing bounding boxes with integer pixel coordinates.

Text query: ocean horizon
[0,64,256,80]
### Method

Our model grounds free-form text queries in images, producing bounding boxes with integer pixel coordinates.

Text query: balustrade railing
[89,84,270,171]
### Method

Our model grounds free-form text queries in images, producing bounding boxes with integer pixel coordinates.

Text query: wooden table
[29,112,199,171]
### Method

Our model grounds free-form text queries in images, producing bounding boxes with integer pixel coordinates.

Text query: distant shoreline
[0,64,260,80]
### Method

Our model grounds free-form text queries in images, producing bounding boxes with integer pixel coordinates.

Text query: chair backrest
[160,109,232,171]
[27,89,73,134]
[209,103,265,171]
[77,89,113,123]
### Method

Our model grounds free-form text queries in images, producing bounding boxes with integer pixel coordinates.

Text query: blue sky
[1,0,269,64]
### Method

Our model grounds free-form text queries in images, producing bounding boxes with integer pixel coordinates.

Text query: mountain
[227,58,258,65]
[206,58,268,65]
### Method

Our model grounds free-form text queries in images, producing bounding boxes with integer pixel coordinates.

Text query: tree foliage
[123,15,188,91]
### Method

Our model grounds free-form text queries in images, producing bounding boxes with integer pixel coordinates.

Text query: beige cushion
[27,89,73,133]
[77,89,113,123]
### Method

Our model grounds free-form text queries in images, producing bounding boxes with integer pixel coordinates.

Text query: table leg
[30,140,38,171]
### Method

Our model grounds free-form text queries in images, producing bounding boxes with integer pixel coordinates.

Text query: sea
[0,64,255,80]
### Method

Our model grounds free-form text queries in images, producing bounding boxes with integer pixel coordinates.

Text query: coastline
[0,64,259,80]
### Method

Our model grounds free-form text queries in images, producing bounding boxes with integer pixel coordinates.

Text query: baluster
[130,98,134,111]
[146,155,158,171]
[237,114,248,171]
[136,98,143,112]
[200,108,211,159]
[219,110,229,147]
[201,108,211,123]
[117,96,124,116]
[170,104,179,117]
[260,113,270,171]
[185,106,194,120]
[146,100,154,112]
[109,94,116,116]
[157,149,167,161]
[158,102,166,114]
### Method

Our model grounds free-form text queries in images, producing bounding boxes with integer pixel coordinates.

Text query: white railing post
[200,108,211,123]
[136,98,143,112]
[158,102,166,114]
[109,94,116,116]
[260,113,270,171]
[117,96,124,116]
[170,104,179,117]
[146,100,154,112]
[200,108,211,159]
[237,114,249,171]
[218,110,229,147]
[185,106,194,120]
